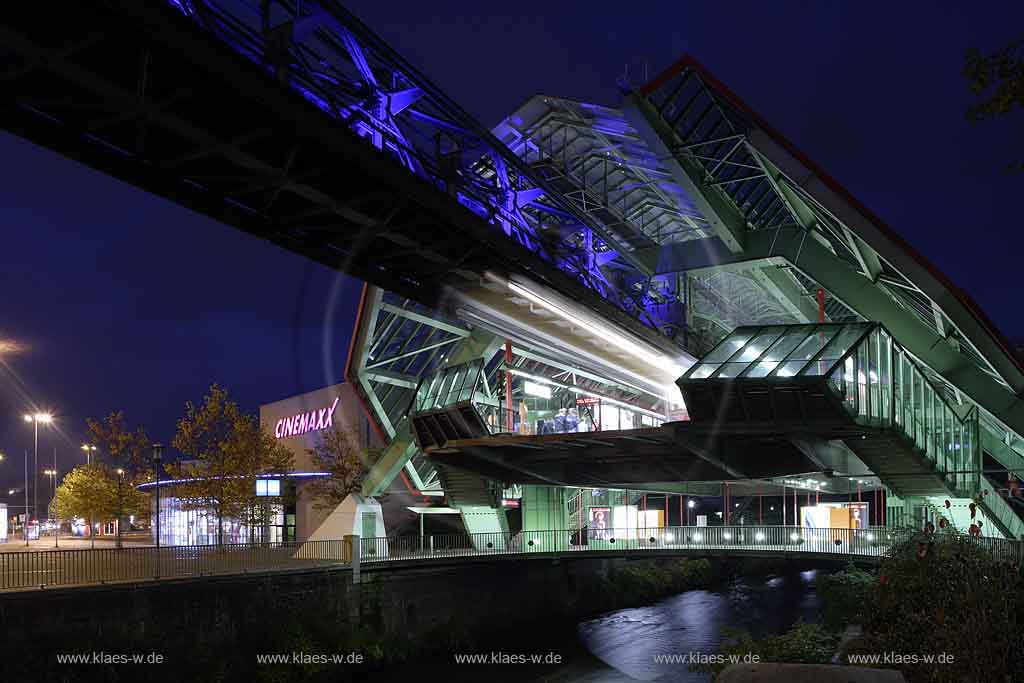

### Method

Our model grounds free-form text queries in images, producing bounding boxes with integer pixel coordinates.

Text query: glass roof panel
[742,327,815,377]
[771,326,841,377]
[760,326,817,362]
[688,363,720,379]
[681,323,884,383]
[800,324,873,376]
[715,362,751,378]
[701,330,757,364]
[744,360,780,378]
[710,327,785,378]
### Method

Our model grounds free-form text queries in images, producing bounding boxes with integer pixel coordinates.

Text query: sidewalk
[0,537,153,552]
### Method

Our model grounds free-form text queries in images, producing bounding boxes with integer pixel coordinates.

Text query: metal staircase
[678,322,1024,537]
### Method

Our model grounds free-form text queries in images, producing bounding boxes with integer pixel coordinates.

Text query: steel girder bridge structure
[4,3,1024,538]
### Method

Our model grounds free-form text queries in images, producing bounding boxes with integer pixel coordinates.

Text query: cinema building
[143,382,384,546]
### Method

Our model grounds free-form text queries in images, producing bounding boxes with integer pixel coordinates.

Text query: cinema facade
[143,382,383,546]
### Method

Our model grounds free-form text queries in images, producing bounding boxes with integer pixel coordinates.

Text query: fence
[0,539,349,591]
[2,526,1021,592]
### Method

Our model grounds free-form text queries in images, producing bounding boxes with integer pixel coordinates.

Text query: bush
[694,622,840,679]
[816,564,876,630]
[846,532,1024,682]
[601,558,714,605]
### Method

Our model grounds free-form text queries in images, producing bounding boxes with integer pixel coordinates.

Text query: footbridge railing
[358,525,1024,565]
[3,527,1021,593]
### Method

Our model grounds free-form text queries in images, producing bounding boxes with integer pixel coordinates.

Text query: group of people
[535,407,583,434]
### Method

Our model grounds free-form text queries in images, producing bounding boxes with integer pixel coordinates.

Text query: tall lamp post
[23,450,29,546]
[23,412,53,522]
[152,443,163,550]
[43,468,58,547]
[80,444,97,465]
[152,444,162,577]
[687,498,696,526]
[115,468,125,549]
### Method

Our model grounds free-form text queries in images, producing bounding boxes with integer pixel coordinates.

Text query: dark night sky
[0,1,1021,491]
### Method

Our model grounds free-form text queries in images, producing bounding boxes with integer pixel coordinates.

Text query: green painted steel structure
[347,55,1024,541]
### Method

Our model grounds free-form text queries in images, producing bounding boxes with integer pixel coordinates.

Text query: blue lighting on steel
[163,0,680,340]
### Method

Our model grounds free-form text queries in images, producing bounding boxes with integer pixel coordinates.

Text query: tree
[87,411,151,473]
[86,411,152,547]
[965,38,1024,171]
[172,384,293,546]
[304,428,373,510]
[54,464,149,548]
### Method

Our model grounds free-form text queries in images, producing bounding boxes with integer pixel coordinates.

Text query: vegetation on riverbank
[699,529,1024,682]
[843,531,1024,682]
[815,563,875,630]
[591,558,714,606]
[694,623,841,678]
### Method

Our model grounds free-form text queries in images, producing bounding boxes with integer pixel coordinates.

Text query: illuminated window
[256,479,281,497]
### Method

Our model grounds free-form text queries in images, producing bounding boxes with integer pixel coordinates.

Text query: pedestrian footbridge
[3,526,1021,594]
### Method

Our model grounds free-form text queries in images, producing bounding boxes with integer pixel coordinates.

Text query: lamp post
[23,450,28,546]
[24,412,53,521]
[43,468,58,547]
[116,468,125,549]
[80,444,97,465]
[151,444,164,546]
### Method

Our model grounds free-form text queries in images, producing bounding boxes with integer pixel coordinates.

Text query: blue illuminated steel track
[0,1,677,344]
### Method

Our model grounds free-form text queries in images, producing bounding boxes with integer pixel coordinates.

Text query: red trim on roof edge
[639,54,1024,379]
[345,285,430,499]
[345,283,388,443]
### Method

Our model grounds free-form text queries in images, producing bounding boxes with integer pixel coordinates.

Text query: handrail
[4,526,1020,592]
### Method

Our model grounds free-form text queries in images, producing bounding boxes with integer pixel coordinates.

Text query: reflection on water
[570,569,823,682]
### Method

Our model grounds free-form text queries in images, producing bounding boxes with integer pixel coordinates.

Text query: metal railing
[0,540,349,592]
[357,526,911,563]
[359,525,1024,565]
[3,526,1021,592]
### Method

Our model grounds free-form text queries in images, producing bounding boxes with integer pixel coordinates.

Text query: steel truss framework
[350,286,673,497]
[626,55,1024,493]
[159,0,686,336]
[4,4,1024,516]
[496,95,860,350]
[0,0,681,351]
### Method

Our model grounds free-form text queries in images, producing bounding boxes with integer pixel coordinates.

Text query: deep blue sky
[0,1,1021,489]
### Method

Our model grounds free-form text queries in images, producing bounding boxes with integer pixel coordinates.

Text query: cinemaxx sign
[274,397,339,439]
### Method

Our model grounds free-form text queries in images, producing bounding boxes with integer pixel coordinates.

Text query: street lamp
[152,443,163,551]
[24,412,53,522]
[43,469,59,547]
[80,444,97,465]
[116,468,125,548]
[687,498,696,525]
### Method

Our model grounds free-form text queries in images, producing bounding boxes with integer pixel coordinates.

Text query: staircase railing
[827,325,981,498]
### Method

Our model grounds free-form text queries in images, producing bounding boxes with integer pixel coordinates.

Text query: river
[389,566,827,682]
[563,568,825,681]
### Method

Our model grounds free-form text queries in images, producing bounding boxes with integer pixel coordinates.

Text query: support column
[505,340,514,431]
